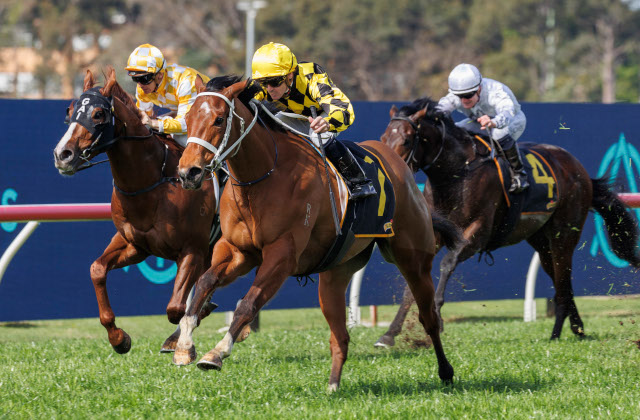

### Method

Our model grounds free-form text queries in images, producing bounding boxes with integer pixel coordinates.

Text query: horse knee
[166,303,186,324]
[90,261,107,285]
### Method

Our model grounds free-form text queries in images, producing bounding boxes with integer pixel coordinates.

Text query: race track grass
[2,296,639,419]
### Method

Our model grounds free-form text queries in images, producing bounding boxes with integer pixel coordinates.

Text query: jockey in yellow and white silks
[251,42,375,201]
[125,43,210,147]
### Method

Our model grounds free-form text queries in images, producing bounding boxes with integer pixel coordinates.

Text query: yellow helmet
[251,42,298,79]
[125,43,165,75]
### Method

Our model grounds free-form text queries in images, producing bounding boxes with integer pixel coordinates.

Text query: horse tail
[432,212,466,251]
[591,178,640,267]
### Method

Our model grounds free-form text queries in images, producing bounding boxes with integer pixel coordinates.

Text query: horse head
[381,97,467,174]
[178,75,250,190]
[54,67,143,175]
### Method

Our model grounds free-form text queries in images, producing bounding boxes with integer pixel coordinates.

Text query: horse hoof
[327,383,339,392]
[173,346,196,366]
[236,325,251,343]
[112,332,132,354]
[439,364,455,385]
[196,351,223,371]
[160,335,178,353]
[374,335,395,348]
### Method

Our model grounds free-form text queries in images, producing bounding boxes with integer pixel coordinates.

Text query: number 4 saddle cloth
[307,140,396,274]
[483,140,559,251]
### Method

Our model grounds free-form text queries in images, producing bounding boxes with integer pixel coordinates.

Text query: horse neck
[106,105,166,191]
[423,127,475,184]
[225,105,277,184]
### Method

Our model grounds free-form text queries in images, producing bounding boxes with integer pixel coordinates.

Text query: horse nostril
[57,149,74,163]
[187,167,202,181]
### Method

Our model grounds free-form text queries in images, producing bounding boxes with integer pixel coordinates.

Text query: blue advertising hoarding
[0,98,638,322]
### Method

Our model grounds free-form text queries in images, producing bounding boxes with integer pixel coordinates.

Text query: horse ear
[101,66,117,96]
[195,75,206,93]
[83,70,95,92]
[411,107,427,122]
[389,105,398,118]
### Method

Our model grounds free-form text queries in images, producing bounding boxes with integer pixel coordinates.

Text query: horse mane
[100,67,139,115]
[205,75,286,133]
[399,97,484,143]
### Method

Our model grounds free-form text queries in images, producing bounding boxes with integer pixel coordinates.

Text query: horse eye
[214,117,224,126]
[94,109,105,119]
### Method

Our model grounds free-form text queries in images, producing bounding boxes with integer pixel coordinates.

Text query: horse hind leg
[386,241,454,383]
[527,231,584,339]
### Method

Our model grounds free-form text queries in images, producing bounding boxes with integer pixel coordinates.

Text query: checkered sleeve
[135,87,155,116]
[308,67,354,133]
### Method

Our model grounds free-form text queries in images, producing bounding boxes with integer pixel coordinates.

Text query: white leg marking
[214,332,235,359]
[176,314,198,349]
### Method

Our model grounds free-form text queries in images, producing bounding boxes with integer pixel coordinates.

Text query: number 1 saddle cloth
[305,140,396,274]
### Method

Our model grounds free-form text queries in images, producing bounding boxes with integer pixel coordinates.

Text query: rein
[113,143,179,196]
[391,115,447,172]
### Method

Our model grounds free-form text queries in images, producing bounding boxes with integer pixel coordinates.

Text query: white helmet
[448,63,482,95]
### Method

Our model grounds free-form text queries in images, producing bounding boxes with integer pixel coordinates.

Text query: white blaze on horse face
[199,101,213,116]
[54,122,79,155]
[392,128,398,133]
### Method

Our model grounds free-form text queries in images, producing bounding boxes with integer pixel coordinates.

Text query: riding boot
[324,140,376,201]
[502,140,529,194]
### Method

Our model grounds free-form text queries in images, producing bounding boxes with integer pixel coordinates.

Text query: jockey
[250,42,375,201]
[437,63,529,193]
[125,43,210,147]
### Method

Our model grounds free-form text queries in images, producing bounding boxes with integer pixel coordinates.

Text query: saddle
[304,141,396,274]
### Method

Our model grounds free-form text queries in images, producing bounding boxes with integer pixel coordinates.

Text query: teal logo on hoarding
[590,133,640,267]
[123,257,176,284]
[1,188,18,233]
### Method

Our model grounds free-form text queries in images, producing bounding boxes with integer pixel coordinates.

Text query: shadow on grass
[340,372,552,396]
[1,322,38,328]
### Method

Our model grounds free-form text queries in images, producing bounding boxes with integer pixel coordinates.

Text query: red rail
[619,193,640,208]
[0,194,637,224]
[0,203,111,222]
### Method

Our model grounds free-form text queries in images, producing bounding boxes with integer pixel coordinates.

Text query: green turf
[1,296,639,419]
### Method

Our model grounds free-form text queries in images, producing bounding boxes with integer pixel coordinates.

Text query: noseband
[390,114,447,172]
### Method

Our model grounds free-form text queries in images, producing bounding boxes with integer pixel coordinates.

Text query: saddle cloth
[483,140,559,250]
[306,140,396,274]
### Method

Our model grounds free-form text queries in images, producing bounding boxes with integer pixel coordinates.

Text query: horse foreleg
[173,239,253,366]
[90,233,147,354]
[197,236,296,371]
[160,251,207,353]
[374,285,414,348]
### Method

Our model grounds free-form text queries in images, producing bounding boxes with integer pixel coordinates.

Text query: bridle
[66,87,179,196]
[186,91,277,186]
[390,112,447,173]
[66,88,154,172]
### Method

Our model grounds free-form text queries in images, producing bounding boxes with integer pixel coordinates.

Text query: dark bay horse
[377,97,640,344]
[53,68,221,354]
[173,75,454,390]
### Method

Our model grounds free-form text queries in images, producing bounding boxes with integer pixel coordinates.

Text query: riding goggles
[259,76,287,88]
[455,91,477,100]
[131,72,156,85]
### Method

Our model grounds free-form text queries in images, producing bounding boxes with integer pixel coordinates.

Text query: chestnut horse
[172,75,454,390]
[377,97,640,344]
[53,68,220,354]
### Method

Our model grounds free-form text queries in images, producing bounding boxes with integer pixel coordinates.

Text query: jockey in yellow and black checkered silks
[125,43,210,147]
[251,42,375,201]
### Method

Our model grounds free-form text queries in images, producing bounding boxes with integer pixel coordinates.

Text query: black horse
[376,97,640,344]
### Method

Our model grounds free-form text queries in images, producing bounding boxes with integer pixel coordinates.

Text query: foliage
[1,0,640,102]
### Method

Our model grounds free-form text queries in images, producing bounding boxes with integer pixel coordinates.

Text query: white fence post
[524,252,540,322]
[0,221,40,285]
